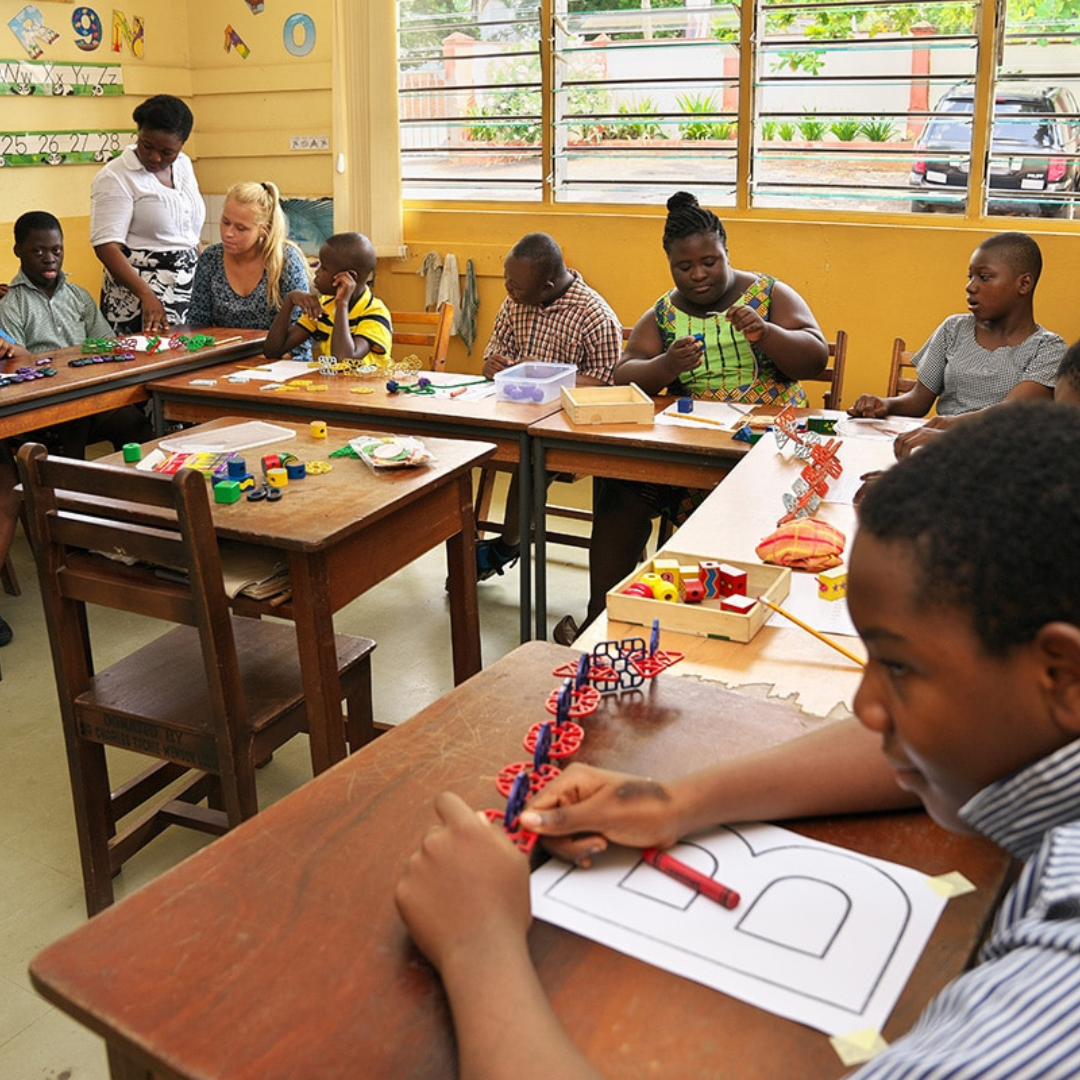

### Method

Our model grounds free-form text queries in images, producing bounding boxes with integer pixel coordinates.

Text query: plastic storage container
[494,361,577,404]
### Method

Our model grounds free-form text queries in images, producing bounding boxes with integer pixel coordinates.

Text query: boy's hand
[662,335,706,377]
[520,763,680,867]
[482,353,514,380]
[287,289,323,320]
[726,303,767,343]
[332,270,357,307]
[848,394,889,419]
[395,791,531,974]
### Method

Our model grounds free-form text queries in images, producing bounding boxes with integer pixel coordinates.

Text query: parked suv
[910,82,1080,218]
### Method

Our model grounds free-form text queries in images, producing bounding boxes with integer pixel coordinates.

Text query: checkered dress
[912,314,1064,415]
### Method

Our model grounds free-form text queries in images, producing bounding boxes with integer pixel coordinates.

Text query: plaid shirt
[484,270,621,384]
[914,314,1064,415]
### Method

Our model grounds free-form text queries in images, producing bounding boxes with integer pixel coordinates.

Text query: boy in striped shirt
[398,400,1080,1079]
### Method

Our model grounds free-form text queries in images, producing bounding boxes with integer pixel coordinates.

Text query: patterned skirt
[100,246,198,334]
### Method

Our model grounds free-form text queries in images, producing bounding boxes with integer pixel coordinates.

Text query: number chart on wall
[0,128,126,167]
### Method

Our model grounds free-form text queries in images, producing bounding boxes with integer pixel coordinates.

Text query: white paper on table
[421,370,487,388]
[763,570,858,637]
[226,359,314,383]
[158,421,296,454]
[656,399,754,431]
[531,822,948,1038]
[834,416,924,441]
[453,381,498,400]
[821,467,876,506]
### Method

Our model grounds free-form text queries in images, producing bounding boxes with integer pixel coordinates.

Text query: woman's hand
[662,335,705,378]
[726,302,769,343]
[519,763,682,867]
[395,791,531,974]
[140,293,169,334]
[848,394,889,418]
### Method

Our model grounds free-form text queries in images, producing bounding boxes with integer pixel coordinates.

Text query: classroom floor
[0,471,594,1080]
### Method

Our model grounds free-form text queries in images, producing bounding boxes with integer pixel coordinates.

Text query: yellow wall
[1,2,1075,403]
[385,208,1080,402]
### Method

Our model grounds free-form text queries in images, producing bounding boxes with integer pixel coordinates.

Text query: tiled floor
[0,471,594,1080]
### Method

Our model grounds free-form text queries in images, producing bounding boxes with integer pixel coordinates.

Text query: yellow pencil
[755,594,866,667]
[213,335,245,347]
[674,411,727,428]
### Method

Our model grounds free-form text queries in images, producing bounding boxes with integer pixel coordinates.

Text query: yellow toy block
[817,566,848,601]
[653,558,681,586]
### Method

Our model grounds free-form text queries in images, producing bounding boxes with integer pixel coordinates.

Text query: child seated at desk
[848,232,1064,458]
[0,210,153,646]
[262,230,392,362]
[397,401,1080,1079]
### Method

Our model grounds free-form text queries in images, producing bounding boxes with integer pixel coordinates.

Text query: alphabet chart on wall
[531,822,950,1038]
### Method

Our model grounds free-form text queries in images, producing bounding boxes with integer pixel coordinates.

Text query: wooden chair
[16,443,377,916]
[801,330,848,410]
[390,302,454,371]
[887,337,918,396]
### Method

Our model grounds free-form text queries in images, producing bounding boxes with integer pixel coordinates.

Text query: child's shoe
[476,538,520,582]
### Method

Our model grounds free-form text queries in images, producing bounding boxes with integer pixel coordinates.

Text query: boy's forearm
[670,718,916,837]
[440,937,603,1080]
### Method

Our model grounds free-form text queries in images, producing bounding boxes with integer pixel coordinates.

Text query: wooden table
[102,416,496,773]
[148,362,563,643]
[29,641,1012,1080]
[0,329,266,440]
[576,432,897,718]
[528,402,761,639]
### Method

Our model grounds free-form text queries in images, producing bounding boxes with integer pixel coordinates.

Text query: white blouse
[89,145,205,252]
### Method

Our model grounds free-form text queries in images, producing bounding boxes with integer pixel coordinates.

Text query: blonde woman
[188,180,312,356]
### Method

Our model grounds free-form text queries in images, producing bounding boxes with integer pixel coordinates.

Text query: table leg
[445,474,482,683]
[107,1045,153,1079]
[516,430,533,644]
[533,438,549,640]
[288,550,347,773]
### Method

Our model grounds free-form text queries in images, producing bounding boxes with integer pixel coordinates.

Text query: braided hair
[662,191,727,254]
[857,401,1080,654]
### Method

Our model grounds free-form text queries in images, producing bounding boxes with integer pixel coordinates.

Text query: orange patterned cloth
[755,519,846,572]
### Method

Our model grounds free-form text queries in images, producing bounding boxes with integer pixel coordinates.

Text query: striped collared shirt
[855,737,1080,1078]
[484,270,621,384]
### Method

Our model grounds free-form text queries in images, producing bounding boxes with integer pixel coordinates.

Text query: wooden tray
[560,383,653,425]
[607,550,790,643]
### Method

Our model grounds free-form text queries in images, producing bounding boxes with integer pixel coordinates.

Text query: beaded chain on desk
[486,619,684,854]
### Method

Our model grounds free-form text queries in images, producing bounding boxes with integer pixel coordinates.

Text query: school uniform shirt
[484,270,621,384]
[0,268,113,354]
[296,286,393,359]
[853,736,1080,1078]
[89,145,204,253]
[912,314,1064,416]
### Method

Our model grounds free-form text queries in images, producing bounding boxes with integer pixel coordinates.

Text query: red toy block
[718,563,747,597]
[680,578,706,603]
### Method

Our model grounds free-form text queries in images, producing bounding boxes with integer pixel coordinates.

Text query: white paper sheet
[531,822,948,1037]
[764,570,858,637]
[226,360,314,383]
[834,416,925,441]
[656,399,754,431]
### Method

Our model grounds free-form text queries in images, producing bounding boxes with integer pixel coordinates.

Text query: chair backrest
[16,444,247,763]
[887,337,918,397]
[800,330,848,411]
[390,302,454,371]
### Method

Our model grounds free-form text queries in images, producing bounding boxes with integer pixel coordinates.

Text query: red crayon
[641,846,740,910]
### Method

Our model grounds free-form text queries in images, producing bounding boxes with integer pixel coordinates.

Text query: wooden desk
[0,329,266,440]
[148,362,563,643]
[30,641,1012,1080]
[102,416,495,773]
[577,434,897,718]
[528,402,757,638]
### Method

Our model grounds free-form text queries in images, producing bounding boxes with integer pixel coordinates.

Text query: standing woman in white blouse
[90,94,205,334]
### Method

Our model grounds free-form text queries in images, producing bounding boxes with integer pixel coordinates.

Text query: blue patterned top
[189,243,312,359]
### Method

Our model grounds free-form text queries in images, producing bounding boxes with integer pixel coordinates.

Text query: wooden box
[606,551,790,643]
[560,383,654,426]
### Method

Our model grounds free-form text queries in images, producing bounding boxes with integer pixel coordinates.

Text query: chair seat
[78,620,375,743]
